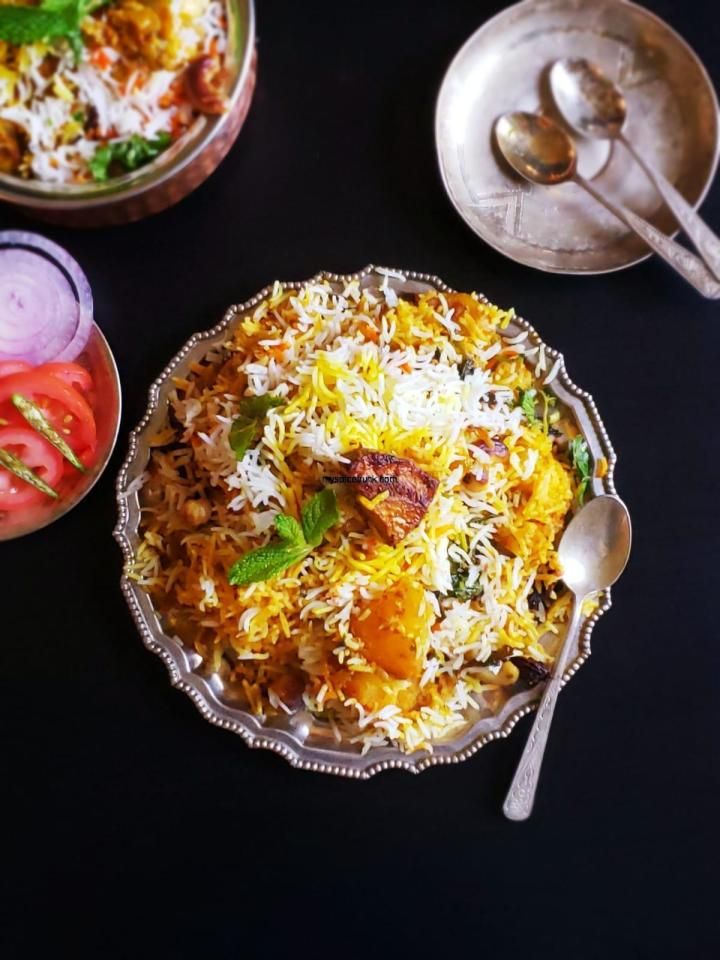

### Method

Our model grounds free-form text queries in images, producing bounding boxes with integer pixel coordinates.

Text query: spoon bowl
[550,57,720,288]
[550,58,627,140]
[557,494,632,596]
[494,112,577,185]
[495,110,720,297]
[504,493,631,820]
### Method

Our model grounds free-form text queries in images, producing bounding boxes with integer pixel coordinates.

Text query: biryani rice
[130,276,590,753]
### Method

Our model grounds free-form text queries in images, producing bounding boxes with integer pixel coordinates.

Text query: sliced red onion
[0,231,93,366]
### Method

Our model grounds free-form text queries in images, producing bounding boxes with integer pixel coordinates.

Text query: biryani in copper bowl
[116,267,618,776]
[0,0,255,225]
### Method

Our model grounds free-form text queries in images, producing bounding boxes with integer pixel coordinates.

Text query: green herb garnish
[0,0,108,63]
[299,487,339,546]
[228,488,340,586]
[518,388,538,425]
[238,395,285,419]
[0,447,58,499]
[228,394,284,460]
[89,131,172,182]
[540,390,556,434]
[11,394,86,473]
[448,559,484,601]
[569,436,592,504]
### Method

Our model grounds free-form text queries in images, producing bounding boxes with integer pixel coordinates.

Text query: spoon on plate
[494,111,720,298]
[550,58,720,282]
[503,494,632,821]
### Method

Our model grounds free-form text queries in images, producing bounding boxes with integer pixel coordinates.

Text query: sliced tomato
[38,362,93,395]
[0,360,32,379]
[0,426,64,510]
[0,369,97,459]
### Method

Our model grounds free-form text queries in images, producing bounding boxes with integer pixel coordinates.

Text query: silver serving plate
[435,0,719,274]
[114,266,619,778]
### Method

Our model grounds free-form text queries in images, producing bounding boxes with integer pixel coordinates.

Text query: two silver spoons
[494,60,720,297]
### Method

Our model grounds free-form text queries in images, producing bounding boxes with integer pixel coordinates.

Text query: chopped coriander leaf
[569,436,592,504]
[89,132,172,182]
[447,559,484,601]
[518,388,538,425]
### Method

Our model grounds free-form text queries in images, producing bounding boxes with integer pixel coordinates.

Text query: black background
[3,1,720,956]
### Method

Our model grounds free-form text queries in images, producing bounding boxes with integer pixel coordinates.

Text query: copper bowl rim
[0,0,255,212]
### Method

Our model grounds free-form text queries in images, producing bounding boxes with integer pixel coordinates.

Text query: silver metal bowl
[435,0,719,274]
[114,266,620,778]
[0,0,256,228]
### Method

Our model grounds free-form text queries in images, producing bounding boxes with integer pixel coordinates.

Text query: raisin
[457,357,475,379]
[514,657,550,688]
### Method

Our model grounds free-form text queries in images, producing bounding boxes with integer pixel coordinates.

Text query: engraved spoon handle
[503,596,585,821]
[575,174,720,299]
[620,134,720,283]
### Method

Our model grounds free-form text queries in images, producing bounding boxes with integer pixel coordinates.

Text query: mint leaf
[239,394,284,419]
[0,6,74,46]
[228,490,340,587]
[518,388,538,425]
[0,0,108,60]
[228,542,309,586]
[227,395,283,460]
[301,488,339,547]
[274,514,305,547]
[569,436,592,504]
[228,415,257,460]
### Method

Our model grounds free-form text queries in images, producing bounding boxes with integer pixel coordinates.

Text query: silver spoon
[494,111,720,298]
[503,494,632,821]
[550,58,720,282]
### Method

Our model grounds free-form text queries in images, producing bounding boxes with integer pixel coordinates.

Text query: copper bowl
[0,325,121,541]
[0,0,256,228]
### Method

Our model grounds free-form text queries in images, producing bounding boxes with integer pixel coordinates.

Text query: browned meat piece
[346,451,439,546]
[0,120,24,175]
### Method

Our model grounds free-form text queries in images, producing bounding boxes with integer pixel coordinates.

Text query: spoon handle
[620,135,720,283]
[575,174,720,299]
[503,597,585,821]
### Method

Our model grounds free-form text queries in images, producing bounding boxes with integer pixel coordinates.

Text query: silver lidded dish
[435,0,719,274]
[114,266,619,778]
[0,0,256,228]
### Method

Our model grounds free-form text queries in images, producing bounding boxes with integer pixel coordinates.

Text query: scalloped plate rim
[114,264,619,779]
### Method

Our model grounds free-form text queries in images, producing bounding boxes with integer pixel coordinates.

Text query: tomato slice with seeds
[0,426,64,510]
[0,369,97,457]
[38,362,93,395]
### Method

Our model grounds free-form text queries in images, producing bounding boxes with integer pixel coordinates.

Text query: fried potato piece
[346,451,438,546]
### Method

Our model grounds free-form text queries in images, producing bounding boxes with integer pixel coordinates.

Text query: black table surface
[3,0,720,955]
